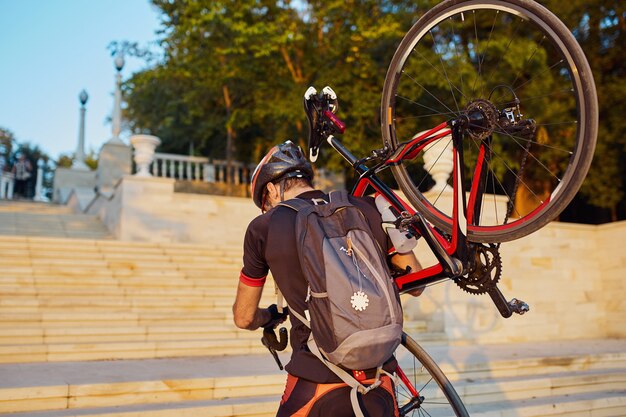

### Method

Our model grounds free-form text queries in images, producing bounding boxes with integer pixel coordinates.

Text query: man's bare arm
[233,282,271,330]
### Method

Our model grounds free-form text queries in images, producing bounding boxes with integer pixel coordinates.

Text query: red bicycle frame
[327,120,474,294]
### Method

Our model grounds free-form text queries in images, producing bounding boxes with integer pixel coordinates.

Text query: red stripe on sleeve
[240,270,266,287]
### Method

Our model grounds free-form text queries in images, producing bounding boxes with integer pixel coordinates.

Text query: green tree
[124,0,420,165]
[543,0,626,221]
[0,127,15,158]
[123,0,625,222]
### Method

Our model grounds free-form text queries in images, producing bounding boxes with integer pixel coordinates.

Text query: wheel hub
[463,99,499,140]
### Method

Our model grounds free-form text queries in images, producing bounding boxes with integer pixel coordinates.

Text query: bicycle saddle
[304,86,339,162]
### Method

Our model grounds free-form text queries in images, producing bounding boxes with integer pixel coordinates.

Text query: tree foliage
[123,0,626,222]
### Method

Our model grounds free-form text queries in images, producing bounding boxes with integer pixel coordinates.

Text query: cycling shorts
[276,373,399,417]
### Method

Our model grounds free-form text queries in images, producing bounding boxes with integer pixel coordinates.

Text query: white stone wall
[404,220,626,344]
[87,176,626,343]
[87,175,259,247]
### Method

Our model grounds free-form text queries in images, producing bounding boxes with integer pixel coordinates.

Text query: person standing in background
[12,153,32,199]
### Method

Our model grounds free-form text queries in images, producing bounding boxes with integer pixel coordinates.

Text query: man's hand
[390,251,425,297]
[262,304,289,329]
[407,287,425,297]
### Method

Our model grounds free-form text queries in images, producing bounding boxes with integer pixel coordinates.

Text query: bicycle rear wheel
[381,0,598,243]
[394,333,468,416]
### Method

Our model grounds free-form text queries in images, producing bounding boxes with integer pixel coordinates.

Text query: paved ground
[2,338,624,387]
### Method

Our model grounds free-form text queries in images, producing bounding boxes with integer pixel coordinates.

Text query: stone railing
[150,152,253,184]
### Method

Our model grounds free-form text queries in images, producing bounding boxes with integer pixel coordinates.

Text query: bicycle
[262,0,598,415]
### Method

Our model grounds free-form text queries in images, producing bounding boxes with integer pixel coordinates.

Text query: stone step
[0,236,241,254]
[1,342,625,415]
[467,390,626,417]
[0,286,258,299]
[0,286,267,299]
[0,203,112,240]
[457,369,626,405]
[0,296,238,308]
[0,339,268,363]
[0,252,242,266]
[0,269,238,280]
[1,265,238,276]
[0,325,259,345]
[0,295,244,307]
[0,396,280,417]
[0,201,74,214]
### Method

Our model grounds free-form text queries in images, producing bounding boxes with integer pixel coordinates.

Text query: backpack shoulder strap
[328,190,351,205]
[277,198,311,212]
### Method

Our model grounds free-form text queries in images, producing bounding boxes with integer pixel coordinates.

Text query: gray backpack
[279,191,403,415]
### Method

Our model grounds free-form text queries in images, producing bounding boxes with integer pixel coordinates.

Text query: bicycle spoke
[482,17,524,90]
[513,59,566,91]
[510,35,547,88]
[467,137,525,220]
[414,48,468,104]
[476,10,500,98]
[494,87,574,106]
[448,16,467,103]
[429,30,462,112]
[533,121,578,128]
[396,94,454,119]
[419,377,435,393]
[471,10,482,96]
[487,127,574,154]
[487,125,565,184]
[482,146,545,216]
[396,110,461,120]
[402,71,458,115]
[409,136,454,203]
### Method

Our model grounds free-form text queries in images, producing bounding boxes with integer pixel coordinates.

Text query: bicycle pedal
[508,298,529,315]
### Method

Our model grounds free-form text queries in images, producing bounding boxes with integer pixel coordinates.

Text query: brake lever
[261,327,288,370]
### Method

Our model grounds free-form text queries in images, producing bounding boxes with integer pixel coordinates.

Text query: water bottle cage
[395,211,419,237]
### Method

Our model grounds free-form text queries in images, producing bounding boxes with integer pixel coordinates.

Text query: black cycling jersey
[241,190,394,383]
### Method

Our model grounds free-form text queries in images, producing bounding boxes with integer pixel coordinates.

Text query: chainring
[455,244,502,295]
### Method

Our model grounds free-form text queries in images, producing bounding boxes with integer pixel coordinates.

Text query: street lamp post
[73,89,89,170]
[107,52,125,144]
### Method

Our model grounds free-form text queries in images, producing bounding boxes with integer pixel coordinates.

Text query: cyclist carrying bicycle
[233,139,422,416]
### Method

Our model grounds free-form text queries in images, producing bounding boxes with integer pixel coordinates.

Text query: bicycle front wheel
[394,333,468,416]
[381,0,598,243]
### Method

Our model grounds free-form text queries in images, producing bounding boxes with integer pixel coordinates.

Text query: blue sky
[0,0,163,159]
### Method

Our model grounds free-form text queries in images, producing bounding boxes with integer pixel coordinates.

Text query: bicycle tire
[381,0,598,243]
[394,332,469,416]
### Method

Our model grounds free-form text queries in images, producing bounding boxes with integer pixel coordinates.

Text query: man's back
[242,189,394,382]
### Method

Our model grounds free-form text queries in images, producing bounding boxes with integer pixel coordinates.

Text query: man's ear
[266,182,278,201]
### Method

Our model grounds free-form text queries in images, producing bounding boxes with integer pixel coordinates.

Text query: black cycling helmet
[250,140,314,210]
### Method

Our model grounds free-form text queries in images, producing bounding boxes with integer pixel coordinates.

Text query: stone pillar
[34,159,46,201]
[107,53,125,145]
[130,134,161,177]
[73,90,89,170]
[0,173,14,200]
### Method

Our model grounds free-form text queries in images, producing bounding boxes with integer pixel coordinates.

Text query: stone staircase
[0,201,625,416]
[0,235,284,364]
[0,340,625,416]
[0,201,110,239]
